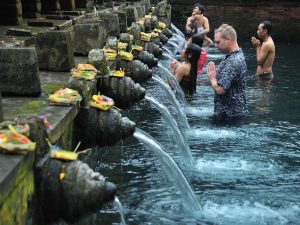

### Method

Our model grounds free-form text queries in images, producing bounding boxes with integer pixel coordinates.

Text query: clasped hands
[251,37,261,47]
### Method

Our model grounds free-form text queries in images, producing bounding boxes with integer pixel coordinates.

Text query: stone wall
[170,0,300,43]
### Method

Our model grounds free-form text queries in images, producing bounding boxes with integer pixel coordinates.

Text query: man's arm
[207,62,226,95]
[186,16,194,31]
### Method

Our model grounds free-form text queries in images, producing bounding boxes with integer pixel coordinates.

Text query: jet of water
[146,95,194,166]
[134,128,202,212]
[114,196,126,225]
[152,75,189,129]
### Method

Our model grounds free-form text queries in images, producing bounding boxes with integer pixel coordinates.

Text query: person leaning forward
[251,21,275,80]
[207,24,248,124]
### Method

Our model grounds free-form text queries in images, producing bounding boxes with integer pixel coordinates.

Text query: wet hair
[185,43,201,94]
[261,20,272,35]
[215,24,237,41]
[191,34,204,48]
[192,3,205,14]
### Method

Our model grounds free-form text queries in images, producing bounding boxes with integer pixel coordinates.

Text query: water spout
[133,129,202,212]
[114,196,126,225]
[162,46,175,58]
[152,75,189,129]
[146,95,194,166]
[171,23,184,38]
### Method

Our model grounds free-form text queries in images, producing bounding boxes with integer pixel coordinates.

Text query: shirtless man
[186,4,213,45]
[251,21,275,79]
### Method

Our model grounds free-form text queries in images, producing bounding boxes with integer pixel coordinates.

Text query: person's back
[191,34,207,74]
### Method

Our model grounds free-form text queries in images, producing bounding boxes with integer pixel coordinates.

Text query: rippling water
[76,42,300,225]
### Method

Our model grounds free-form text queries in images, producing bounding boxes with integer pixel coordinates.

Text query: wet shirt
[215,48,248,116]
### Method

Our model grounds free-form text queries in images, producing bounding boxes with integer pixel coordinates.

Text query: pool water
[75,42,300,225]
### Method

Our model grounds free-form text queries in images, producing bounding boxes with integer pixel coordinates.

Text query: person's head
[192,3,205,15]
[214,24,238,53]
[191,34,204,48]
[257,20,272,38]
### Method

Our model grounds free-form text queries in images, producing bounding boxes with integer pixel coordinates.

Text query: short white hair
[215,24,237,41]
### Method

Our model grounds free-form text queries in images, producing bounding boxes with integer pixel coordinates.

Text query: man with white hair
[207,24,248,124]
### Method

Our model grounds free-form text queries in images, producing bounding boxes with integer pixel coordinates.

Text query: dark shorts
[256,72,274,80]
[211,113,248,127]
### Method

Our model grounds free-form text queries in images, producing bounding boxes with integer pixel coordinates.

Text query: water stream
[133,128,201,212]
[145,95,194,166]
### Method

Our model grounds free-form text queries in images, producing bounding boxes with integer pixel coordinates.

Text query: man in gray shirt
[207,24,248,124]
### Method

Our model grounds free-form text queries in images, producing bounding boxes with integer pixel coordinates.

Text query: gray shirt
[215,48,248,116]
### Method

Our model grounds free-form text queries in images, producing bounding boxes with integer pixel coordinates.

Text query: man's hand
[251,37,261,47]
[207,61,217,82]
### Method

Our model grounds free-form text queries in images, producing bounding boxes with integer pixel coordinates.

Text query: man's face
[214,32,228,53]
[193,7,200,15]
[257,24,266,38]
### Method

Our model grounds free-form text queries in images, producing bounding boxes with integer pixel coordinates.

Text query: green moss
[0,155,34,225]
[43,83,65,94]
[15,100,47,116]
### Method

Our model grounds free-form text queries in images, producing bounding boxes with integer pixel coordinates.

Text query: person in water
[186,3,213,46]
[191,34,207,74]
[170,43,201,96]
[251,20,275,80]
[207,24,248,124]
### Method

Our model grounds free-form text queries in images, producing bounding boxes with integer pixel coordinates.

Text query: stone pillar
[73,19,106,55]
[125,6,138,27]
[0,0,22,25]
[0,92,3,122]
[59,0,75,10]
[41,0,61,13]
[75,0,94,8]
[0,47,41,96]
[152,0,171,28]
[36,30,75,71]
[22,0,41,18]
[98,12,120,37]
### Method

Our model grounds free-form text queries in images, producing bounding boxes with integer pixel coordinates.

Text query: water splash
[133,128,201,212]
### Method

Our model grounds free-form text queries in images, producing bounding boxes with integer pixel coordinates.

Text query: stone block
[73,22,104,55]
[60,0,75,10]
[0,47,41,96]
[0,92,3,122]
[125,6,138,27]
[116,11,127,33]
[36,30,75,71]
[98,12,120,37]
